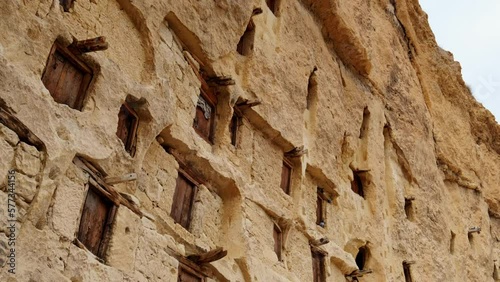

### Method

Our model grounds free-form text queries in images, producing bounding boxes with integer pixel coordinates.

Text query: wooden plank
[78,187,112,256]
[187,247,227,264]
[273,225,282,261]
[351,173,364,197]
[41,48,65,97]
[280,160,292,194]
[180,179,196,229]
[104,173,137,185]
[97,204,117,259]
[69,36,108,54]
[171,174,188,226]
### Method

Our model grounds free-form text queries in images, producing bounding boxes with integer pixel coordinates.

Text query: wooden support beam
[236,99,262,109]
[310,237,329,246]
[73,157,143,218]
[317,187,333,203]
[468,227,481,234]
[207,76,235,86]
[187,247,227,264]
[105,173,137,185]
[346,269,373,278]
[69,36,108,54]
[285,145,308,158]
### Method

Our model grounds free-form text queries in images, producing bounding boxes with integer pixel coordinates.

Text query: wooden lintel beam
[468,227,481,234]
[69,36,108,54]
[105,173,137,185]
[187,247,228,264]
[347,269,373,278]
[207,76,235,86]
[285,146,308,158]
[236,99,262,109]
[310,237,329,246]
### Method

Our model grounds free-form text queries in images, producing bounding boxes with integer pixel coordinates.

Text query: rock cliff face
[0,0,499,281]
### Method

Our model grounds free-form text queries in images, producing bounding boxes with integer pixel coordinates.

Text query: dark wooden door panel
[179,180,194,229]
[194,106,211,139]
[171,175,189,225]
[55,62,84,108]
[78,187,111,255]
[42,50,66,98]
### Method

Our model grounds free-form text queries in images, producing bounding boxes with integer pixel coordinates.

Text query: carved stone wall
[0,0,499,281]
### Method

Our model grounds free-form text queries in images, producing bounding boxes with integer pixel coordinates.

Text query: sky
[419,0,500,122]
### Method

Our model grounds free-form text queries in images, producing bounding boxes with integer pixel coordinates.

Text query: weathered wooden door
[78,186,113,256]
[171,173,196,229]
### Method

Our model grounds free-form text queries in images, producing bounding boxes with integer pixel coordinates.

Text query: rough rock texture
[0,0,499,281]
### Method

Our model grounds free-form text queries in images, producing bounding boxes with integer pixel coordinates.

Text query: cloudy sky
[419,0,500,122]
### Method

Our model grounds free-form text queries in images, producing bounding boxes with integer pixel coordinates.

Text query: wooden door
[116,103,138,155]
[312,251,325,282]
[78,186,113,256]
[171,173,196,229]
[316,195,324,226]
[193,92,215,142]
[42,44,92,110]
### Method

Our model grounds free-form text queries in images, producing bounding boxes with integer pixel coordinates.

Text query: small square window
[42,42,93,110]
[280,159,293,194]
[170,171,198,229]
[351,171,365,198]
[178,264,205,282]
[116,103,139,156]
[273,224,283,261]
[312,250,326,282]
[193,83,217,143]
[77,183,117,259]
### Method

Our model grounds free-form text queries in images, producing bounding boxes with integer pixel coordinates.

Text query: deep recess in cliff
[0,0,499,281]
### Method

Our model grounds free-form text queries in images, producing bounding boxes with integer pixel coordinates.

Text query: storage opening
[170,170,198,230]
[42,42,93,110]
[77,183,117,259]
[280,158,293,195]
[116,103,139,156]
[237,20,255,56]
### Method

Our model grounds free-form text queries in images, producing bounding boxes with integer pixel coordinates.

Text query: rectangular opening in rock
[170,170,198,229]
[229,112,241,147]
[193,80,217,144]
[116,103,139,156]
[77,183,117,259]
[237,20,255,56]
[316,188,326,227]
[273,224,283,261]
[280,158,293,194]
[351,171,365,198]
[311,249,326,282]
[41,42,93,110]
